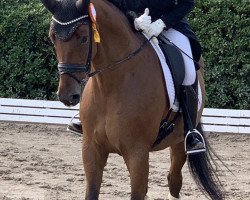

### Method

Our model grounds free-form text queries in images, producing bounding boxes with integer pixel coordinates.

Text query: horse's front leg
[123,145,150,200]
[82,138,109,200]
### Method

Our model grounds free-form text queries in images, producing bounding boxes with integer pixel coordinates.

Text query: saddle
[152,36,186,147]
[158,36,185,101]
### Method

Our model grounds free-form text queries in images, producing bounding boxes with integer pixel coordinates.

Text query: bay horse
[41,0,223,199]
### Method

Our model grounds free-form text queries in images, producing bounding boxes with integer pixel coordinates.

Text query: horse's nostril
[72,94,80,101]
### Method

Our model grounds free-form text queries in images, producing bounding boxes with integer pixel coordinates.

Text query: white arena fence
[0,98,249,134]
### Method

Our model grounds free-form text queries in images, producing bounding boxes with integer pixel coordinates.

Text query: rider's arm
[121,0,195,34]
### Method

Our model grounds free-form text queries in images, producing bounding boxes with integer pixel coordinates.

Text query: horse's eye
[81,36,88,44]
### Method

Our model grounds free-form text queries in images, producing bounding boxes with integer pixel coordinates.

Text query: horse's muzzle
[57,92,80,107]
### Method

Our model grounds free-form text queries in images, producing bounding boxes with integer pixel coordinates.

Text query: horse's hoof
[168,192,181,200]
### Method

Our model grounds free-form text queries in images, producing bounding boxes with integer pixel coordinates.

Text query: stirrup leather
[184,129,206,155]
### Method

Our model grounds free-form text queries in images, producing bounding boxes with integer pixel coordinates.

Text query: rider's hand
[145,19,166,38]
[134,8,151,31]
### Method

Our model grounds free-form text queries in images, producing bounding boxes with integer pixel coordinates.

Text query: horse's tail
[187,123,224,200]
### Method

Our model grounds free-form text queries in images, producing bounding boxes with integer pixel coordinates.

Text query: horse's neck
[92,0,141,73]
[87,1,167,113]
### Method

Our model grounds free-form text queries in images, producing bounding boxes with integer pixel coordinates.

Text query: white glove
[134,8,151,31]
[145,19,166,38]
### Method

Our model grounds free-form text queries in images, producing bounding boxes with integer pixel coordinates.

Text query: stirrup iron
[66,113,82,135]
[184,129,206,155]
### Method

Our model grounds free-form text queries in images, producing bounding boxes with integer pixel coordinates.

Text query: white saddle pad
[143,34,202,111]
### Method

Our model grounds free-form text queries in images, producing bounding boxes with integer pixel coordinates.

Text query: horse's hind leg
[168,141,187,199]
[82,139,109,200]
[123,146,150,200]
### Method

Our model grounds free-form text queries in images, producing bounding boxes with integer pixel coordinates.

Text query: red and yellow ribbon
[89,3,100,43]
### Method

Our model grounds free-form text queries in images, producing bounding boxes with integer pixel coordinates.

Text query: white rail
[202,108,250,134]
[0,98,249,134]
[0,98,79,125]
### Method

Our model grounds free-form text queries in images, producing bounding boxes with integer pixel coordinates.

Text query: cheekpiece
[50,0,90,41]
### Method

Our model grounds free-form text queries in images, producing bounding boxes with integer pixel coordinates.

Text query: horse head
[41,0,96,106]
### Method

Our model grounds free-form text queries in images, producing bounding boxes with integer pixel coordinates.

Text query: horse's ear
[41,0,59,14]
[76,0,83,11]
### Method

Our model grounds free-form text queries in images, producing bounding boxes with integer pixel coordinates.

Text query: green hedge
[189,0,250,109]
[0,0,57,100]
[0,0,249,109]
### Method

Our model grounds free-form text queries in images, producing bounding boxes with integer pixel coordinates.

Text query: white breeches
[162,28,196,86]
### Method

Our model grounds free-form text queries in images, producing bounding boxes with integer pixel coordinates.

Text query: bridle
[54,14,93,87]
[53,4,149,89]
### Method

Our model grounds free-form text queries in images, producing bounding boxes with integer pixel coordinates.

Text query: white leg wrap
[168,192,181,200]
[144,195,150,200]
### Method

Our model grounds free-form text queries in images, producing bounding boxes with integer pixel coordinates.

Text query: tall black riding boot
[180,80,206,155]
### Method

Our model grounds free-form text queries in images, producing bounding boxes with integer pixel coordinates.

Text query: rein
[87,38,149,78]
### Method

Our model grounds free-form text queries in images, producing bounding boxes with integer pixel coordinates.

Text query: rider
[68,0,205,154]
